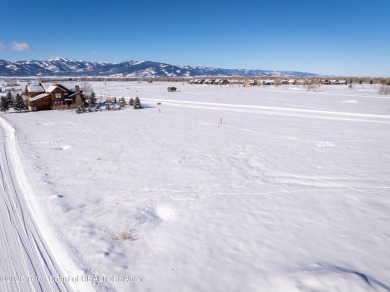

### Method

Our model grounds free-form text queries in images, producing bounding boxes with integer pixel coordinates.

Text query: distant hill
[0,58,319,77]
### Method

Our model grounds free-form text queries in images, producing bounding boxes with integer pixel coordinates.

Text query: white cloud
[11,41,32,51]
[48,56,63,61]
[0,44,5,51]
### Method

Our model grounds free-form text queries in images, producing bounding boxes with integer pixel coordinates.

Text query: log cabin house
[25,82,85,111]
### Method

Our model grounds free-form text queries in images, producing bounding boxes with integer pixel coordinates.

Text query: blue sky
[1,0,389,76]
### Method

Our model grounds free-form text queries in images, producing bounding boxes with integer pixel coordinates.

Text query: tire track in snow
[142,98,390,124]
[0,121,74,292]
[255,88,382,99]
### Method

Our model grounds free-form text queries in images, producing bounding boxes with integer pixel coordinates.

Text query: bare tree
[378,85,390,95]
[303,80,320,92]
[81,81,93,97]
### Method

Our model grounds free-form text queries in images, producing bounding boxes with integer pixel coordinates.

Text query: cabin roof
[29,93,50,101]
[45,85,67,93]
[27,84,44,93]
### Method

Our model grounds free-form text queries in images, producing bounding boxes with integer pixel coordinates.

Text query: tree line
[0,91,26,113]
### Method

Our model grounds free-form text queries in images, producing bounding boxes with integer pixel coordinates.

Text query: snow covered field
[2,82,390,291]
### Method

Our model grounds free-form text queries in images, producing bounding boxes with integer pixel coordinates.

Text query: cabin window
[55,93,61,99]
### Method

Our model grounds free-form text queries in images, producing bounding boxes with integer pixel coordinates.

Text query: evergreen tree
[75,106,82,114]
[129,98,134,106]
[118,97,126,108]
[6,91,14,106]
[133,97,141,109]
[87,102,93,112]
[0,96,9,113]
[90,91,96,105]
[13,93,26,112]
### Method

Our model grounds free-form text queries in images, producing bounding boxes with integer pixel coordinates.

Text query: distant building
[229,79,241,85]
[263,80,275,85]
[167,87,177,92]
[215,79,230,85]
[25,82,85,111]
[330,79,347,85]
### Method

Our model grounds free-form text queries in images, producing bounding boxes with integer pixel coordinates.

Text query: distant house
[190,79,202,85]
[167,87,177,92]
[242,80,248,87]
[25,82,85,111]
[229,79,241,85]
[330,79,347,85]
[220,79,230,85]
[263,80,275,85]
[242,80,256,87]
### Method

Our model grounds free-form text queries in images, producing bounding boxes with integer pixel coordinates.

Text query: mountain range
[0,58,318,77]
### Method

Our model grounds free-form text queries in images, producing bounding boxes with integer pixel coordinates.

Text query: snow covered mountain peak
[0,58,319,77]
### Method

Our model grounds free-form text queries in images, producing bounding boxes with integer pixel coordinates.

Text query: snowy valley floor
[2,83,390,291]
